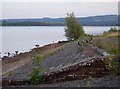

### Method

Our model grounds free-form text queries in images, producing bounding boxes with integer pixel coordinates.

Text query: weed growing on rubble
[6,73,13,78]
[86,76,93,87]
[104,55,120,76]
[77,46,83,53]
[86,81,91,87]
[29,55,46,85]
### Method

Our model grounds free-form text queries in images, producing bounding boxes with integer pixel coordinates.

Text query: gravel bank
[3,40,108,80]
[2,40,120,88]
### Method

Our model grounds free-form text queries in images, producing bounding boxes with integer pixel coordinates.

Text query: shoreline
[2,36,120,87]
[2,40,69,74]
[2,41,68,60]
[1,40,68,58]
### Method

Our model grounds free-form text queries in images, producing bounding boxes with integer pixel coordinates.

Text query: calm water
[0,26,113,57]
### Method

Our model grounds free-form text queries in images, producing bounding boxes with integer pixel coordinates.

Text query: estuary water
[0,26,113,56]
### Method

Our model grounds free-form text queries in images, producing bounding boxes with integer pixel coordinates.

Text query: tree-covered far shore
[0,15,118,26]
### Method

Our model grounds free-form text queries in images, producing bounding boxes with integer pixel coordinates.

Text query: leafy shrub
[29,68,45,85]
[29,55,46,85]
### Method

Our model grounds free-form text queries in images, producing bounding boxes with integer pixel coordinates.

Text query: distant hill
[0,15,118,26]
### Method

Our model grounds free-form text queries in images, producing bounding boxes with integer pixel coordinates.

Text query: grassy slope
[92,32,120,56]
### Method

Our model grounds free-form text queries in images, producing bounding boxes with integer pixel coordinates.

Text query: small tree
[65,12,84,40]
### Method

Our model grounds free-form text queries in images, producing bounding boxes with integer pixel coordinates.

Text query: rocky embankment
[2,57,120,87]
[2,39,120,87]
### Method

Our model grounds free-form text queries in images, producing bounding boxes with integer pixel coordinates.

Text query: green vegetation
[107,46,118,56]
[29,55,46,85]
[92,27,119,56]
[29,42,71,84]
[103,27,118,35]
[104,55,120,76]
[86,76,93,87]
[86,81,91,87]
[92,38,119,56]
[6,73,13,78]
[65,12,84,40]
[2,21,51,26]
[92,28,119,76]
[95,43,103,49]
[1,15,118,26]
[92,28,120,76]
[93,27,120,39]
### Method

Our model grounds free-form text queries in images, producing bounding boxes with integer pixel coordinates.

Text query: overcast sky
[1,1,118,19]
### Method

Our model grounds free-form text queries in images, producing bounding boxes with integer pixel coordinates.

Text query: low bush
[29,55,46,85]
[29,68,45,85]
